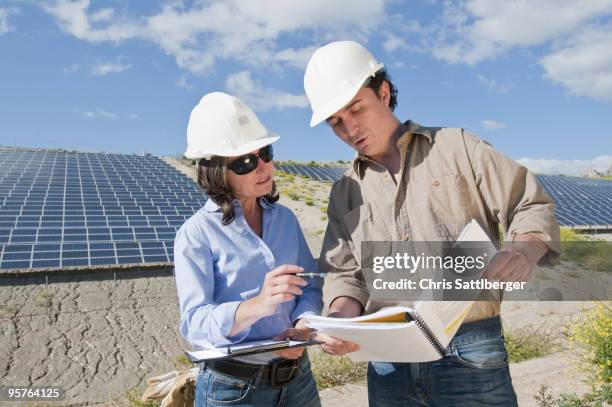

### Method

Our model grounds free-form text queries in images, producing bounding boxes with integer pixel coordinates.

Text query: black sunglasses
[200,145,274,175]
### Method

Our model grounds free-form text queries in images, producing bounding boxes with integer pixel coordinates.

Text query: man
[304,40,560,406]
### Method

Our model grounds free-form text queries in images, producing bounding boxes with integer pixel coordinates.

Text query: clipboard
[185,338,322,362]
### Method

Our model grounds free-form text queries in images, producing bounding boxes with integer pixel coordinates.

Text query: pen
[295,272,326,278]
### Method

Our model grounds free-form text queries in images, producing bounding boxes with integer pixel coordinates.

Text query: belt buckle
[269,360,299,388]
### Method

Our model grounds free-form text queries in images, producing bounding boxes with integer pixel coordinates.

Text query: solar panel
[0,147,206,271]
[277,164,612,229]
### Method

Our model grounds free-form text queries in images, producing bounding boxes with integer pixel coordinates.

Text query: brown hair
[366,68,398,111]
[196,157,279,225]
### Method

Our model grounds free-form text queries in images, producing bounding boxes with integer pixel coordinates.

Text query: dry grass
[560,228,612,272]
[310,351,368,390]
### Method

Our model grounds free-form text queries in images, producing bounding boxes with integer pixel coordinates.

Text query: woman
[174,92,322,406]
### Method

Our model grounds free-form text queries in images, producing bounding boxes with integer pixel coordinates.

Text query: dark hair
[196,157,279,225]
[366,68,398,111]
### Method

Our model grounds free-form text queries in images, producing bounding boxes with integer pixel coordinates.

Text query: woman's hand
[254,265,307,317]
[230,265,306,337]
[273,319,313,359]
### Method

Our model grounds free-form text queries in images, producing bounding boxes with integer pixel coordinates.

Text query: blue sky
[0,0,611,175]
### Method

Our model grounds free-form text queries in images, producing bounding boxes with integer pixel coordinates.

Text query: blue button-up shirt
[174,198,322,350]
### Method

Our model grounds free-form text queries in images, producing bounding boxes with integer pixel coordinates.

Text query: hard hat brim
[184,134,280,160]
[309,63,384,127]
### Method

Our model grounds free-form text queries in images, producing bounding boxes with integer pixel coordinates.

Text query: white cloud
[42,0,388,74]
[432,0,612,65]
[383,33,409,52]
[381,17,421,53]
[91,57,132,76]
[90,7,113,23]
[427,0,612,103]
[36,0,612,105]
[143,0,389,73]
[176,74,193,90]
[62,63,80,74]
[274,46,318,69]
[42,0,140,42]
[0,7,19,35]
[517,155,612,176]
[225,70,309,111]
[475,73,512,94]
[481,120,505,130]
[82,109,118,119]
[80,109,137,120]
[540,25,612,102]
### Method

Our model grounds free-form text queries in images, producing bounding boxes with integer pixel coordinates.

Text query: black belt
[205,354,304,388]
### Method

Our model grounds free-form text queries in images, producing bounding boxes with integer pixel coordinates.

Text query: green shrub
[504,326,555,363]
[568,302,612,387]
[534,383,612,407]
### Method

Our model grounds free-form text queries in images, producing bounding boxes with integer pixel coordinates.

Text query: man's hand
[314,296,362,356]
[273,319,313,359]
[313,331,360,355]
[485,233,548,282]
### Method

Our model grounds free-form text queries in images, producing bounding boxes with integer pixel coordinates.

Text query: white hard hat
[304,41,384,127]
[184,92,279,160]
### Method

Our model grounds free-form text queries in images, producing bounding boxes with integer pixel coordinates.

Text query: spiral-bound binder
[409,311,446,357]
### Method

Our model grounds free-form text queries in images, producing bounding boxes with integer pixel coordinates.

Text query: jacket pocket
[409,174,478,239]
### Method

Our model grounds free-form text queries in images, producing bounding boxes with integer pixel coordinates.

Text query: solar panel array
[277,164,612,229]
[1,152,610,272]
[537,175,612,228]
[276,164,347,182]
[0,147,206,271]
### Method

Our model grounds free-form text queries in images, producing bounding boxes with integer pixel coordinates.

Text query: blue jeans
[368,316,518,406]
[195,355,321,407]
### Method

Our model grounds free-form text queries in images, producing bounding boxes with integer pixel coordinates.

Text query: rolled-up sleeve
[467,132,561,264]
[290,222,323,322]
[319,183,369,313]
[174,224,250,349]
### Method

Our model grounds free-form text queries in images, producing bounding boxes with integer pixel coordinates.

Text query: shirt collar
[203,197,277,212]
[204,198,222,212]
[352,120,434,177]
[259,197,277,210]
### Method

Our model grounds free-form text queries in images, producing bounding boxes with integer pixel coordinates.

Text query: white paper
[306,319,441,362]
